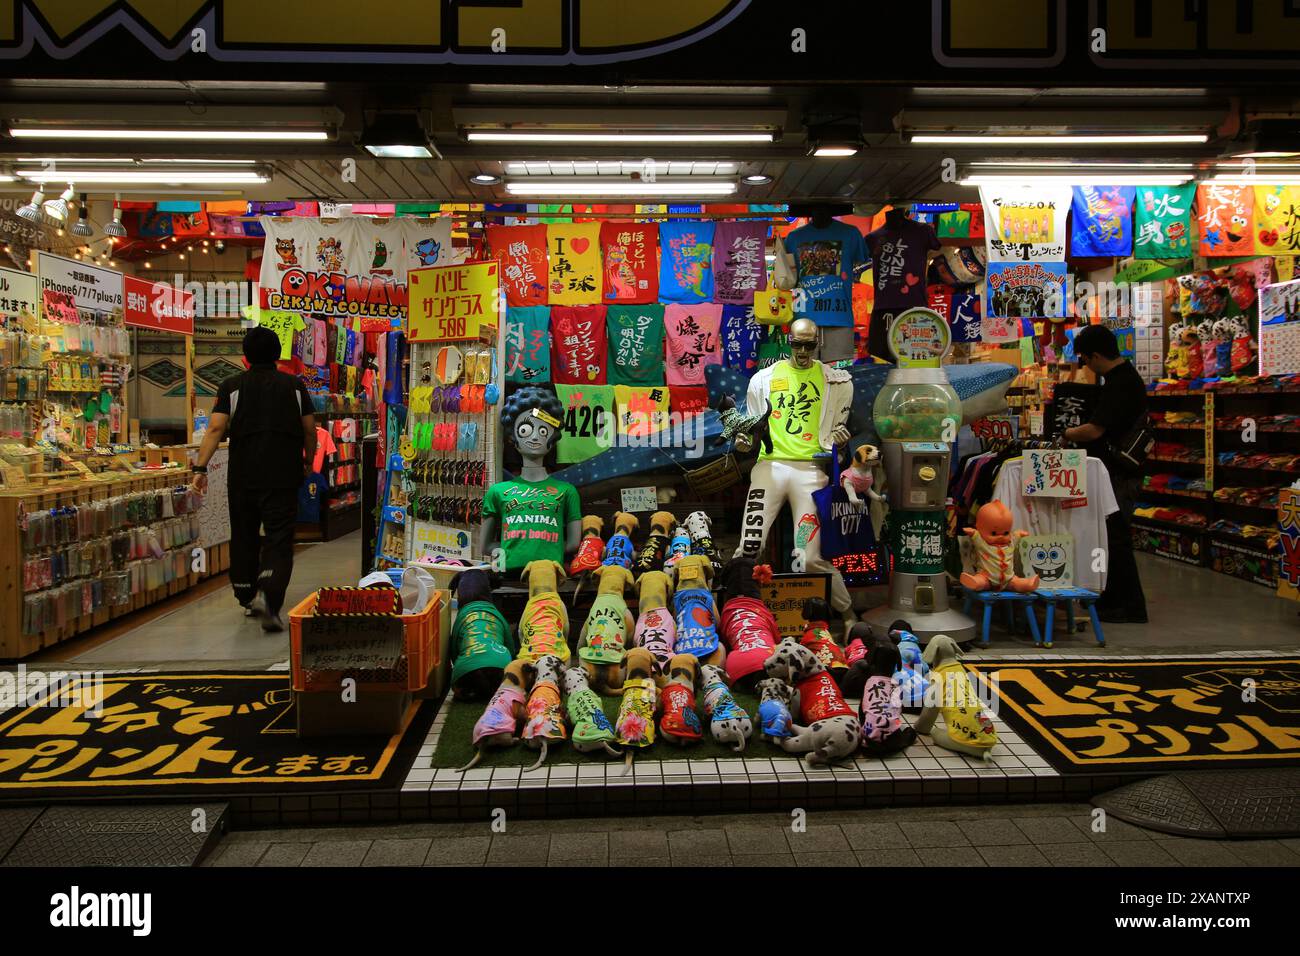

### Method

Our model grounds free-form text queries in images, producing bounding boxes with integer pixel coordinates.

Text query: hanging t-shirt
[606,304,666,386]
[669,386,710,418]
[664,303,723,386]
[550,305,608,385]
[949,291,983,344]
[711,221,767,305]
[256,311,306,360]
[764,359,824,462]
[1255,185,1300,254]
[482,476,581,572]
[866,217,941,309]
[721,304,762,377]
[599,222,659,304]
[979,185,1071,262]
[1070,185,1136,257]
[547,222,603,304]
[554,383,616,464]
[784,220,869,328]
[311,426,337,474]
[488,224,549,306]
[659,220,716,303]
[1132,184,1195,260]
[1197,183,1255,258]
[505,306,552,384]
[614,384,671,440]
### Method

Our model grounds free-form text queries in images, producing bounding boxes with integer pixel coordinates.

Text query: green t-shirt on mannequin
[764,359,824,461]
[483,477,581,571]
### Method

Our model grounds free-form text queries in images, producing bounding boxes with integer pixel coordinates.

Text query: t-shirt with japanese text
[1197,183,1255,258]
[1070,185,1136,258]
[550,305,608,385]
[669,386,710,419]
[866,217,941,309]
[554,383,616,464]
[482,476,581,572]
[721,303,762,377]
[659,220,716,303]
[979,185,1071,263]
[614,384,671,441]
[606,304,666,386]
[256,311,306,360]
[712,221,768,305]
[505,306,552,384]
[784,220,869,328]
[764,359,824,461]
[488,224,549,306]
[547,222,603,304]
[664,303,722,386]
[600,222,659,304]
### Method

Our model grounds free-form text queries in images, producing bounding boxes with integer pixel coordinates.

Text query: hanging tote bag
[811,447,878,560]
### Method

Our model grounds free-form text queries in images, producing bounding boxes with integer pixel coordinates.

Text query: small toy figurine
[682,510,723,573]
[841,443,883,510]
[960,500,1039,593]
[714,393,774,456]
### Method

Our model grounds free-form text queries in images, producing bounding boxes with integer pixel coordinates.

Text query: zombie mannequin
[732,318,855,614]
[480,387,582,574]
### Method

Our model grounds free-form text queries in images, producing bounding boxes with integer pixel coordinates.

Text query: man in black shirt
[192,327,316,631]
[1064,324,1148,624]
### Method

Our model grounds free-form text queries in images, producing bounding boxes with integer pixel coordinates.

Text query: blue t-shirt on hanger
[783,219,869,328]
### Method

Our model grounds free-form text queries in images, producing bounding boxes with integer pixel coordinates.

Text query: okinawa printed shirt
[702,675,750,723]
[505,306,552,384]
[759,696,795,738]
[600,222,659,304]
[664,303,722,386]
[858,674,904,744]
[579,592,629,664]
[566,686,616,748]
[550,305,608,385]
[606,304,666,386]
[659,683,703,741]
[712,221,768,305]
[720,597,779,683]
[450,600,514,685]
[795,671,855,723]
[523,679,567,742]
[516,591,572,664]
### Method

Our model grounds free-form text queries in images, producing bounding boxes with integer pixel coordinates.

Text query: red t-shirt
[797,671,855,722]
[801,623,848,670]
[720,597,779,683]
[659,683,702,740]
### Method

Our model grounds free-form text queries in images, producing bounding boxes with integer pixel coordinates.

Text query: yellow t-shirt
[764,359,824,461]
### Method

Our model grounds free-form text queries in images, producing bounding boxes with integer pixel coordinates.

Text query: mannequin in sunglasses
[480,386,582,575]
[732,319,855,615]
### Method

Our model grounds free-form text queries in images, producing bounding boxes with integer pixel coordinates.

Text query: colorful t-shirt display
[1255,185,1300,254]
[599,222,659,304]
[505,306,552,384]
[664,303,722,386]
[1133,184,1195,259]
[764,359,824,461]
[547,222,602,304]
[550,305,608,385]
[866,217,941,309]
[606,304,666,386]
[1070,185,1136,257]
[659,683,703,741]
[711,221,768,305]
[795,670,855,722]
[471,684,525,747]
[979,185,1071,262]
[659,220,716,303]
[614,384,670,441]
[257,311,306,360]
[784,219,869,328]
[673,587,720,659]
[615,677,657,747]
[720,596,779,683]
[555,384,616,464]
[488,224,549,306]
[482,476,581,571]
[517,591,571,664]
[721,304,762,377]
[1198,184,1255,258]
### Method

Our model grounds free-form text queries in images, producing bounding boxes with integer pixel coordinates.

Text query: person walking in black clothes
[191,327,316,631]
[1063,324,1149,624]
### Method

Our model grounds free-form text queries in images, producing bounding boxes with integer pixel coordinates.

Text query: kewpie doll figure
[960,500,1039,593]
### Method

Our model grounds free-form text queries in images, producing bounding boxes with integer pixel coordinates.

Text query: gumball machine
[865,309,975,643]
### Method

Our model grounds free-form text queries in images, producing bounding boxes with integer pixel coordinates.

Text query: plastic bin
[288,589,442,692]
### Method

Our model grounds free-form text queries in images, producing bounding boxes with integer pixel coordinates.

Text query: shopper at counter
[192,326,317,631]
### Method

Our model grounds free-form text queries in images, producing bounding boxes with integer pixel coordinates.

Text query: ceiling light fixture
[503,161,739,177]
[360,113,440,159]
[1210,175,1300,185]
[9,127,329,141]
[103,196,127,238]
[505,179,737,197]
[969,160,1198,169]
[16,187,45,222]
[958,174,1194,186]
[16,169,269,185]
[43,184,75,221]
[70,196,93,237]
[470,173,501,185]
[469,131,773,144]
[910,133,1208,145]
[742,173,772,185]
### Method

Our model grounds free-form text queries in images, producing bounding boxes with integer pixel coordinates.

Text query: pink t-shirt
[312,319,327,367]
[472,684,525,746]
[632,605,676,676]
[664,303,722,386]
[720,597,778,683]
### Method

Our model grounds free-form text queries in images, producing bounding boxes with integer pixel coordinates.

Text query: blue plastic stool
[1034,587,1106,648]
[962,589,1043,647]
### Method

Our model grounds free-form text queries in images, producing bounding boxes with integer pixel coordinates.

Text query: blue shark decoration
[550,362,1018,487]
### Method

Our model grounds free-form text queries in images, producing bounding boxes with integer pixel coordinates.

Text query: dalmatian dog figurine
[700,663,752,753]
[763,639,861,766]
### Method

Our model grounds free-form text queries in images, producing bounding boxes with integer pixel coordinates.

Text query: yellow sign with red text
[407,261,500,343]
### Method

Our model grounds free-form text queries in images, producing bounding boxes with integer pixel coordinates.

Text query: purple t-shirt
[867,218,941,310]
[712,221,768,305]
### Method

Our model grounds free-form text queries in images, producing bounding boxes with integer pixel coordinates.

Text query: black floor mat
[1,803,228,867]
[1094,769,1300,838]
[0,807,42,861]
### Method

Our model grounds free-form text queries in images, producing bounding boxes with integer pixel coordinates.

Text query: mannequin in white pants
[732,319,854,614]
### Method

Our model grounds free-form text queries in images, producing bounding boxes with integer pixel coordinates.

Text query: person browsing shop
[1063,323,1148,624]
[191,326,317,632]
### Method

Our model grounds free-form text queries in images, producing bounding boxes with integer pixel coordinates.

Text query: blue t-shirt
[721,304,762,377]
[784,220,869,328]
[659,221,716,304]
[1070,185,1136,257]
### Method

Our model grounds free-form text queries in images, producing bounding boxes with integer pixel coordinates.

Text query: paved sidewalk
[204,803,1300,867]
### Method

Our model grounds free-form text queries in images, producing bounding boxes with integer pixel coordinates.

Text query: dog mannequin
[857,643,917,756]
[602,511,639,569]
[522,654,568,771]
[763,639,861,766]
[913,634,997,760]
[842,443,884,510]
[577,564,636,694]
[562,666,620,758]
[459,659,536,771]
[717,558,780,688]
[700,663,752,752]
[632,570,676,686]
[448,569,515,701]
[960,500,1039,593]
[669,555,726,669]
[659,653,704,745]
[569,515,606,576]
[840,621,882,699]
[682,510,723,573]
[662,525,693,573]
[517,560,571,663]
[615,647,659,774]
[635,510,678,574]
[894,630,930,710]
[799,597,849,686]
[756,677,798,744]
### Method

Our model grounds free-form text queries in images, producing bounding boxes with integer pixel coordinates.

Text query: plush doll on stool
[913,635,997,760]
[960,500,1039,593]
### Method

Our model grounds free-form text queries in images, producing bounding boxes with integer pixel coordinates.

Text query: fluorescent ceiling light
[23,158,261,165]
[470,173,501,185]
[0,174,13,182]
[912,87,1207,97]
[1210,176,1300,185]
[1232,151,1300,159]
[503,160,738,176]
[1215,160,1300,168]
[9,127,328,141]
[911,133,1208,145]
[364,144,434,158]
[16,169,268,184]
[959,174,1193,186]
[743,173,772,185]
[969,160,1197,169]
[506,179,737,197]
[469,131,773,144]
[813,146,858,157]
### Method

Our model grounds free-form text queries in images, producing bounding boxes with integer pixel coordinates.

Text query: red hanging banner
[123,275,196,335]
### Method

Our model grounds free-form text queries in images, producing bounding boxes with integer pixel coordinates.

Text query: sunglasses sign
[408,260,501,343]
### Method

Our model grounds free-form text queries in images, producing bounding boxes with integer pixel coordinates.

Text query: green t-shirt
[764,359,824,461]
[483,476,581,571]
[450,600,515,684]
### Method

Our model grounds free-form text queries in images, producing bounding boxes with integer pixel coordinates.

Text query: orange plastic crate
[288,590,442,692]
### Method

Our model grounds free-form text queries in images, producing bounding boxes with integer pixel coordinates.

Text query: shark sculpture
[550,362,1018,487]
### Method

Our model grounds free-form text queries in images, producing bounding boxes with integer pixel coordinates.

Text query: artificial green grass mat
[430,689,770,768]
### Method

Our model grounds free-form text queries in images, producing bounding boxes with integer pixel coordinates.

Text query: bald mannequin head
[789,318,819,369]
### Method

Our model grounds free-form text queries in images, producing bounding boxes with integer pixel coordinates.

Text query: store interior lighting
[42,184,75,220]
[506,179,737,197]
[7,127,329,141]
[503,161,738,176]
[360,113,440,159]
[958,174,1194,186]
[15,169,269,185]
[102,201,127,238]
[70,196,93,237]
[15,187,44,222]
[468,131,773,144]
[911,133,1209,145]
